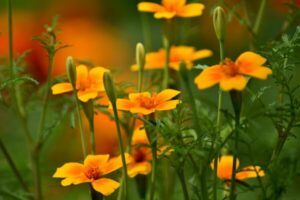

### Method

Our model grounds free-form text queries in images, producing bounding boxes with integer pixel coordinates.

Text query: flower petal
[130,107,155,115]
[115,99,134,111]
[51,83,73,95]
[88,66,109,91]
[192,49,213,60]
[236,51,266,66]
[92,178,120,196]
[163,0,186,7]
[77,90,98,102]
[127,161,152,177]
[219,75,247,91]
[154,11,176,19]
[155,89,181,103]
[53,163,84,178]
[236,166,265,180]
[155,100,180,111]
[211,155,240,180]
[138,2,165,13]
[129,92,151,101]
[194,65,224,90]
[76,65,89,81]
[177,3,205,17]
[239,66,272,80]
[101,153,133,176]
[132,125,149,145]
[84,155,110,168]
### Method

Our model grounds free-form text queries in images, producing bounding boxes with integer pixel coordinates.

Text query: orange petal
[77,90,98,102]
[101,153,133,176]
[239,66,272,80]
[163,0,186,7]
[92,178,120,196]
[116,99,134,111]
[84,155,110,168]
[129,92,151,101]
[211,155,240,180]
[194,65,224,90]
[156,89,180,103]
[130,107,155,115]
[132,125,149,145]
[51,83,73,95]
[236,51,266,66]
[192,49,213,60]
[127,161,152,177]
[154,11,176,19]
[177,3,205,17]
[88,66,109,91]
[53,163,84,178]
[76,65,89,81]
[236,166,265,180]
[138,2,165,12]
[219,75,247,91]
[155,100,180,111]
[61,175,90,186]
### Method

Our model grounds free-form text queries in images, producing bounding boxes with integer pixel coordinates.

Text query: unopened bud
[66,56,76,87]
[213,6,226,42]
[103,72,116,104]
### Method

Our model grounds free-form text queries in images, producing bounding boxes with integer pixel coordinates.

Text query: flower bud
[213,6,226,42]
[66,56,76,87]
[136,43,145,71]
[103,72,116,104]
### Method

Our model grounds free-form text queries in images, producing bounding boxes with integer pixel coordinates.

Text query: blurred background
[0,0,299,199]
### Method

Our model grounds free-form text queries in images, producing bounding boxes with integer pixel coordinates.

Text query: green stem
[149,139,157,200]
[73,92,87,158]
[200,167,209,200]
[89,117,96,155]
[177,170,190,200]
[0,139,30,194]
[253,0,267,35]
[162,38,170,89]
[111,102,128,200]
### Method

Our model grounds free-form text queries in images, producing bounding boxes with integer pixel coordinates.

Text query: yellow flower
[51,65,109,102]
[127,125,152,177]
[127,125,172,177]
[53,154,132,196]
[131,46,212,71]
[194,51,272,91]
[114,89,180,115]
[138,0,205,19]
[211,155,265,181]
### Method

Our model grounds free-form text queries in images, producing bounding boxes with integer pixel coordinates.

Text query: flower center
[133,147,149,163]
[84,167,100,180]
[222,58,240,77]
[137,94,157,109]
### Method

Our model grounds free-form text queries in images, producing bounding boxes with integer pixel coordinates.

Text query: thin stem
[73,91,87,158]
[31,148,42,200]
[200,167,209,200]
[0,139,30,194]
[162,39,170,89]
[253,0,267,35]
[111,103,128,200]
[149,139,157,200]
[177,170,190,200]
[89,118,96,155]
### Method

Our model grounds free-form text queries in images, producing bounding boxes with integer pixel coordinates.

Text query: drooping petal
[194,65,225,90]
[51,83,73,95]
[138,2,165,13]
[53,163,84,178]
[127,161,152,177]
[101,153,133,176]
[219,75,247,91]
[236,51,267,67]
[116,99,134,111]
[132,125,150,145]
[192,49,213,60]
[177,3,205,17]
[92,178,120,196]
[77,90,98,102]
[155,100,180,111]
[155,89,180,103]
[236,166,265,180]
[84,155,110,168]
[239,66,272,79]
[154,11,176,19]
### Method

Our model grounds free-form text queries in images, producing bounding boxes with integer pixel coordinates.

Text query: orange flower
[138,0,205,19]
[115,89,180,115]
[211,155,265,181]
[51,65,109,102]
[131,46,212,71]
[53,154,132,196]
[194,51,272,91]
[127,125,152,177]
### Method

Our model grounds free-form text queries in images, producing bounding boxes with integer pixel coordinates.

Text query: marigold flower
[114,89,180,115]
[53,154,132,196]
[131,46,212,71]
[194,51,272,91]
[51,65,109,102]
[127,125,172,177]
[211,155,265,181]
[138,0,205,19]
